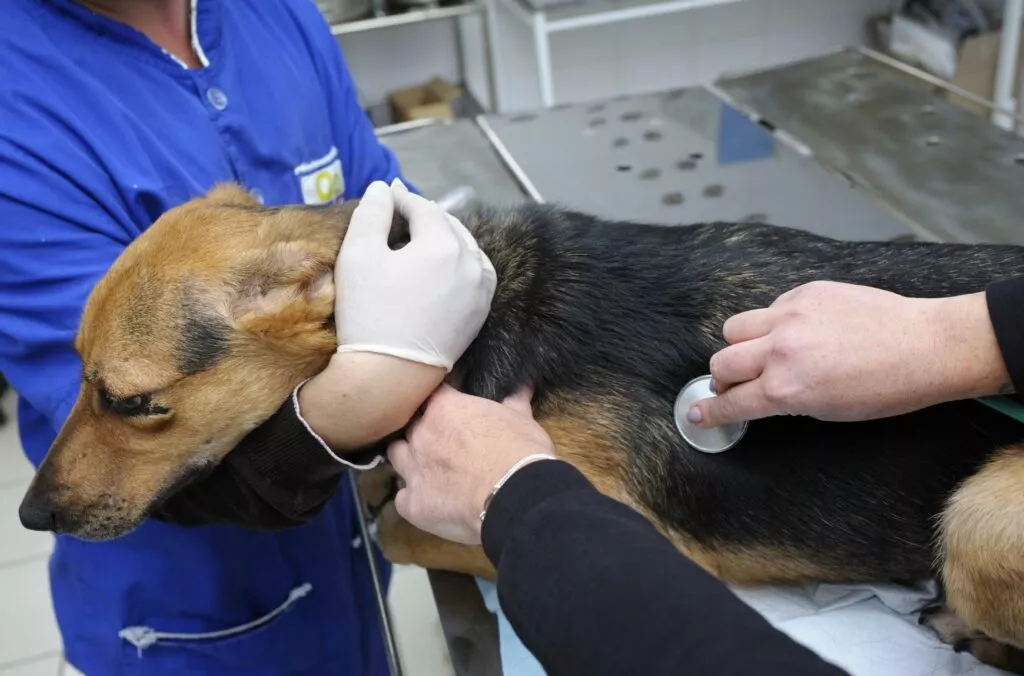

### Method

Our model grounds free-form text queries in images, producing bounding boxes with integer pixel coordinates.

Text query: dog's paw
[921,604,1024,674]
[919,603,980,643]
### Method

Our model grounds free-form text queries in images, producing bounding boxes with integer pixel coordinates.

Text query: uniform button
[206,87,228,111]
[249,188,264,204]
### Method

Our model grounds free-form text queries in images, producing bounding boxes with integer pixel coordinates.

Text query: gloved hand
[335,179,497,371]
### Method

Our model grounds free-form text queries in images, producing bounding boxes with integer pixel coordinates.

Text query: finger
[722,308,774,344]
[502,384,535,416]
[689,380,776,428]
[394,487,413,522]
[708,339,769,393]
[392,182,456,244]
[387,439,412,478]
[446,213,482,256]
[343,181,395,249]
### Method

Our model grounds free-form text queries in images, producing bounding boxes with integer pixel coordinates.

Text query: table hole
[510,113,537,123]
[617,165,633,172]
[589,117,607,127]
[621,111,643,122]
[644,130,663,142]
[662,192,684,206]
[639,168,661,180]
[677,159,697,171]
[703,184,724,198]
[613,137,630,148]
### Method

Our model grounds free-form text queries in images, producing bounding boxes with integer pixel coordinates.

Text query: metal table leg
[350,472,404,676]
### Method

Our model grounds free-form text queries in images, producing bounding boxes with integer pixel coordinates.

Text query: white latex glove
[335,179,497,371]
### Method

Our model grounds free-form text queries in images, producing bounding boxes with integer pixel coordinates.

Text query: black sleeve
[986,276,1024,394]
[152,395,380,529]
[481,461,849,676]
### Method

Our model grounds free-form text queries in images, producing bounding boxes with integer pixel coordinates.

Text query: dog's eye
[100,391,163,417]
[111,395,145,416]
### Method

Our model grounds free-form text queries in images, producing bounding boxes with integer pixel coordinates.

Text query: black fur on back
[451,203,1024,582]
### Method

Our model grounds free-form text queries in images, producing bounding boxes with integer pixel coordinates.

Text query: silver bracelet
[479,454,556,524]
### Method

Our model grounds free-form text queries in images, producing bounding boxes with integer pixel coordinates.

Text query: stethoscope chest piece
[673,375,748,454]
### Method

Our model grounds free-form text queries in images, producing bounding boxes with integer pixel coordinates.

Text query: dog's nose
[18,494,59,532]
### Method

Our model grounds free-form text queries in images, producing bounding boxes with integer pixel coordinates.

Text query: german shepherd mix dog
[17,184,1024,670]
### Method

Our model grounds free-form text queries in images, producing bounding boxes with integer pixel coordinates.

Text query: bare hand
[689,281,1010,427]
[388,384,556,545]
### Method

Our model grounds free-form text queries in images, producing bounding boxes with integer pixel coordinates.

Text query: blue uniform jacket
[0,1,409,673]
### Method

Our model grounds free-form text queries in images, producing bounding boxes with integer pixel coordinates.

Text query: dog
[18,182,1024,671]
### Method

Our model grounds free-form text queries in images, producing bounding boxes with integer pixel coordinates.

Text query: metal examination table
[371,46,1024,675]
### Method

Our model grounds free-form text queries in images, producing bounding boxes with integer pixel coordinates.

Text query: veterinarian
[0,2,492,674]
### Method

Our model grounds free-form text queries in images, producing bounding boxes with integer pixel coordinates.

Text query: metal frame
[329,1,501,112]
[993,0,1024,130]
[492,0,1024,128]
[493,0,749,107]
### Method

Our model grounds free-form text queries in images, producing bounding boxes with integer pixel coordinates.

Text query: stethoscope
[673,375,748,453]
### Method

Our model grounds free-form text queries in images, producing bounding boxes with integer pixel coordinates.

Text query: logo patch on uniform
[295,146,345,205]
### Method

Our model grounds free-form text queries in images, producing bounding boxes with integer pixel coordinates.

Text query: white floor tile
[388,565,454,676]
[0,558,61,667]
[58,659,82,676]
[0,653,60,675]
[0,482,54,566]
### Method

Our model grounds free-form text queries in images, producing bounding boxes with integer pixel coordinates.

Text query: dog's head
[19,184,367,540]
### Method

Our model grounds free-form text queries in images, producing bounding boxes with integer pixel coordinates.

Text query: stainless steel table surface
[478,86,917,242]
[716,48,1024,245]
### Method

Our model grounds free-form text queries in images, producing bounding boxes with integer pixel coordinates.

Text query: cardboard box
[388,77,463,123]
[947,30,1024,117]
[868,15,1024,120]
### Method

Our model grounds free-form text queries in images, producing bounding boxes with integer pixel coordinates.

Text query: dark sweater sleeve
[152,389,382,529]
[481,460,849,676]
[986,276,1024,394]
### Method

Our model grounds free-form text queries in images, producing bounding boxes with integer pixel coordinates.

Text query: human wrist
[299,352,445,451]
[924,292,1011,401]
[475,453,557,532]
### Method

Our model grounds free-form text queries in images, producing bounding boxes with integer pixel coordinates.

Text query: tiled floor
[0,388,453,676]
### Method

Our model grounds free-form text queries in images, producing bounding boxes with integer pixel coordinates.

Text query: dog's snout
[19,492,61,532]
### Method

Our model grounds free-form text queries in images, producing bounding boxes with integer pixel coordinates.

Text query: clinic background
[0,0,981,674]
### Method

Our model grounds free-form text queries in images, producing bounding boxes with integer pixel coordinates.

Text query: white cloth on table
[476,577,1011,676]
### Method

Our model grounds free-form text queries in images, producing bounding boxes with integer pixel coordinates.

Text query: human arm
[158,182,495,526]
[387,386,848,676]
[486,462,849,676]
[689,281,1013,428]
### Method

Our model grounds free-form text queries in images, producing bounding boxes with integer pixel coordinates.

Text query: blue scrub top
[0,1,410,673]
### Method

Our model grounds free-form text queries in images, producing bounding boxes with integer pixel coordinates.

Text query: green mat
[976,395,1024,425]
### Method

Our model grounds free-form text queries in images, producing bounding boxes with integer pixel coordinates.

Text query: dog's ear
[229,241,336,337]
[205,183,261,208]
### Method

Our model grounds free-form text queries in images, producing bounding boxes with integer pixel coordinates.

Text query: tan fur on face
[22,185,359,539]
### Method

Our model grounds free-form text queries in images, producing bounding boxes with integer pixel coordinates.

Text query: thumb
[689,380,770,428]
[502,384,535,417]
